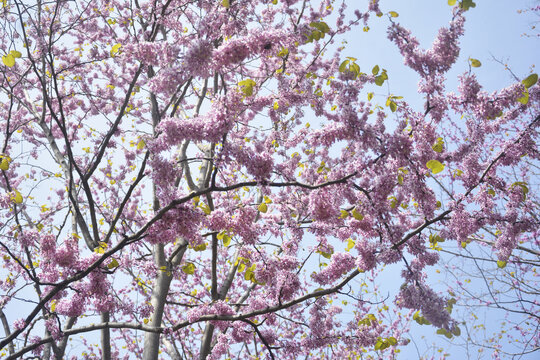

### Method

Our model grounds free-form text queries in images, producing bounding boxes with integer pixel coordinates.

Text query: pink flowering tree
[0,0,538,359]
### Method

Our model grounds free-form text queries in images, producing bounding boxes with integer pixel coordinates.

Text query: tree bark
[142,241,187,360]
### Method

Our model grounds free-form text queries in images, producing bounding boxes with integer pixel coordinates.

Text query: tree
[0,0,538,359]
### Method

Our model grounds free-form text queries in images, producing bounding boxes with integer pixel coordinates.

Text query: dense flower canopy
[0,0,538,359]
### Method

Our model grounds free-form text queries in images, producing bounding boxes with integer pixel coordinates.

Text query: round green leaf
[426,160,445,174]
[470,58,481,67]
[2,54,15,67]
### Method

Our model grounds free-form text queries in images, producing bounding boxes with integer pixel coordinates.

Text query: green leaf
[432,137,444,153]
[388,337,397,345]
[2,54,15,67]
[193,242,207,251]
[470,58,481,67]
[182,262,195,275]
[0,155,10,171]
[107,258,119,269]
[277,47,289,57]
[426,160,445,174]
[351,208,364,221]
[10,50,22,58]
[136,139,145,150]
[11,190,23,204]
[517,89,529,105]
[346,238,356,251]
[522,73,538,88]
[459,0,476,10]
[238,79,256,96]
[110,43,122,57]
[349,63,360,78]
[310,21,330,34]
[258,202,268,213]
[510,181,529,200]
[389,101,397,112]
[372,65,380,75]
[452,326,461,336]
[339,60,349,73]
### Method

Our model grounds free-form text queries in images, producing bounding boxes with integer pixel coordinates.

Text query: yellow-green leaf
[346,238,356,251]
[2,54,15,67]
[107,258,119,269]
[448,0,457,5]
[182,262,195,275]
[436,328,447,335]
[388,11,399,18]
[470,58,481,67]
[277,47,289,57]
[238,79,256,96]
[367,92,374,101]
[517,89,529,105]
[320,250,332,259]
[497,260,507,269]
[136,139,145,150]
[110,43,122,57]
[426,160,445,174]
[351,208,364,221]
[222,234,231,247]
[200,203,211,215]
[339,60,349,73]
[222,0,230,8]
[0,156,10,170]
[372,65,380,75]
[432,137,444,153]
[193,242,207,251]
[11,190,23,204]
[10,50,22,58]
[522,73,538,88]
[258,202,268,213]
